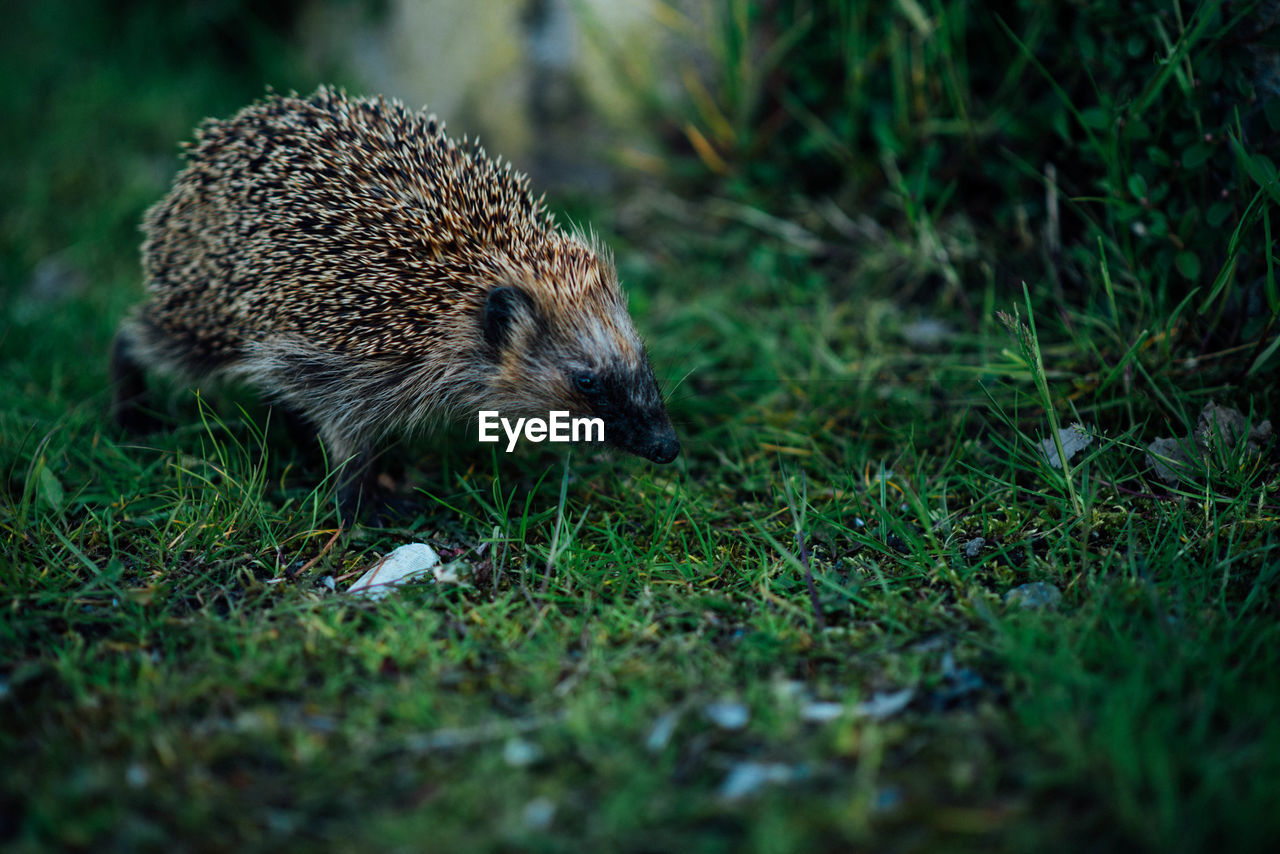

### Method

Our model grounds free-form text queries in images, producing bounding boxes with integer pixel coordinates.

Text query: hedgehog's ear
[483,286,534,350]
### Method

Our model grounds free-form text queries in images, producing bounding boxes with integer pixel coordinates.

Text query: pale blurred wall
[301,0,706,192]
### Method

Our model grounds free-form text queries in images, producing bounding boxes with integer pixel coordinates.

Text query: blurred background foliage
[610,0,1280,354]
[4,1,1277,349]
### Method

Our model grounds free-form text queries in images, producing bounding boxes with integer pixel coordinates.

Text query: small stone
[899,318,952,349]
[522,796,556,830]
[502,736,542,767]
[1004,581,1063,610]
[703,700,750,730]
[854,688,915,720]
[965,538,986,559]
[645,710,680,752]
[1041,424,1093,468]
[1196,401,1271,452]
[1145,435,1195,484]
[125,763,149,789]
[718,762,807,801]
[799,701,845,723]
[1146,403,1272,485]
[874,785,904,812]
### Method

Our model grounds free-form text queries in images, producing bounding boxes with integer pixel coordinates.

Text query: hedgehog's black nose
[645,428,680,464]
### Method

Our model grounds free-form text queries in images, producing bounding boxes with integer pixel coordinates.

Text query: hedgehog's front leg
[320,429,375,523]
[271,404,324,459]
[110,325,161,435]
[326,439,418,525]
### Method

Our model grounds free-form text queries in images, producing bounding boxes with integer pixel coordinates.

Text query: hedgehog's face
[481,283,680,465]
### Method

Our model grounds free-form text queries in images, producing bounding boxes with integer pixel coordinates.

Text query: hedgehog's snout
[642,424,681,464]
[610,410,679,465]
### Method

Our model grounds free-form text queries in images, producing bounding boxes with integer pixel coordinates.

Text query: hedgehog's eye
[573,372,598,395]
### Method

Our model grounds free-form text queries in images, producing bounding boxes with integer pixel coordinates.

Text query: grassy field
[3,2,1279,851]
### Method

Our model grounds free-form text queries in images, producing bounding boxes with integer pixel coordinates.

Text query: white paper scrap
[348,543,441,599]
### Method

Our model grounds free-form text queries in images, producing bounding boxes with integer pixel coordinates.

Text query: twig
[794,530,825,631]
[292,525,345,578]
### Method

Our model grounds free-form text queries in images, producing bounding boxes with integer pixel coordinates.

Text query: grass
[3,2,1280,852]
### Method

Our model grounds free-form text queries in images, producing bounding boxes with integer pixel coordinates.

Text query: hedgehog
[111,86,680,519]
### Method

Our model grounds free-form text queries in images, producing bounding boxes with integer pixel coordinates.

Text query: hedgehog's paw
[337,477,420,528]
[270,404,324,460]
[361,493,422,528]
[110,328,164,436]
[109,382,164,436]
[113,404,164,437]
